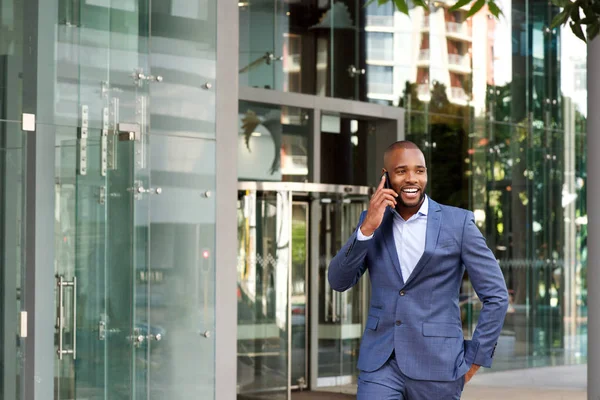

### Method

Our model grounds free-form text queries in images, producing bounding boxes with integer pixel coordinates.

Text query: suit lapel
[402,199,442,288]
[380,209,404,284]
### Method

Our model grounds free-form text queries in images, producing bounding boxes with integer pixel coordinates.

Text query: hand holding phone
[360,173,398,236]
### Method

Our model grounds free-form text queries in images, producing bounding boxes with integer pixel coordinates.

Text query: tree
[370,0,600,42]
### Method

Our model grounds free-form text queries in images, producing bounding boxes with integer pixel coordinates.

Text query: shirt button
[395,320,402,326]
[399,290,406,296]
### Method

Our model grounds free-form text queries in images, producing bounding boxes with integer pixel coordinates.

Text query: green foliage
[372,0,599,42]
[550,0,600,42]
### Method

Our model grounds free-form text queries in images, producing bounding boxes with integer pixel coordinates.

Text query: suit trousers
[357,352,466,400]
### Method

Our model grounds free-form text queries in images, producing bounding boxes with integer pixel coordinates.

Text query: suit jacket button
[395,320,402,326]
[399,290,405,296]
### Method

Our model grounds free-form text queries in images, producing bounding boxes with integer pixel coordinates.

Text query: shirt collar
[418,195,429,216]
[392,195,429,221]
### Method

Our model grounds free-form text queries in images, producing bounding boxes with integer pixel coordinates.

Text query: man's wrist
[359,224,374,237]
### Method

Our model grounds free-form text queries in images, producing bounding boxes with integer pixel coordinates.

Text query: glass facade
[2,0,220,398]
[377,0,589,370]
[236,0,588,395]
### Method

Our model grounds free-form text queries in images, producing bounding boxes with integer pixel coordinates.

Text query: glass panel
[147,134,216,398]
[54,136,107,399]
[54,0,152,380]
[237,190,291,399]
[0,5,26,398]
[149,0,217,139]
[53,0,152,395]
[461,0,586,371]
[319,116,370,186]
[238,101,312,183]
[317,195,368,387]
[291,202,308,389]
[0,0,24,121]
[53,125,147,399]
[0,121,26,400]
[238,0,365,100]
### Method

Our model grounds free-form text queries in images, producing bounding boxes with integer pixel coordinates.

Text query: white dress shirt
[357,196,429,282]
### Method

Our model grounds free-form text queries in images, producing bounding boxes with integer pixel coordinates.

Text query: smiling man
[328,141,508,400]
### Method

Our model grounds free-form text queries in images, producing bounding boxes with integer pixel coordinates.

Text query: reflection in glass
[317,197,368,387]
[320,115,371,187]
[237,191,291,399]
[148,135,216,398]
[51,1,218,398]
[239,0,366,100]
[291,202,308,389]
[238,101,312,182]
[377,0,590,372]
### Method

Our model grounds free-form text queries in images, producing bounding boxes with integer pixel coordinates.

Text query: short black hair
[384,140,421,155]
[383,141,424,167]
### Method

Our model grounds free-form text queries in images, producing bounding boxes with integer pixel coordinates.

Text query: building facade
[0,0,589,399]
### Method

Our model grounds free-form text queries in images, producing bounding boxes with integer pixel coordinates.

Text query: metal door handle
[147,333,162,341]
[56,275,77,360]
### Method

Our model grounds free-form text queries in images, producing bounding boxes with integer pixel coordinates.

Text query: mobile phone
[383,171,392,190]
[383,171,400,216]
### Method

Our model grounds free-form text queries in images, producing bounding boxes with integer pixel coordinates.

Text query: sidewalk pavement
[462,364,586,400]
[312,364,587,400]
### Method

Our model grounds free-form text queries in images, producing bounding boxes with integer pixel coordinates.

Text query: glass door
[291,201,309,390]
[316,194,369,388]
[54,0,151,398]
[237,190,292,400]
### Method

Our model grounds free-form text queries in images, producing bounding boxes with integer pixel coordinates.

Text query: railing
[418,49,430,61]
[450,86,468,101]
[448,53,470,68]
[446,21,471,37]
[366,15,394,27]
[422,16,430,29]
[417,84,430,98]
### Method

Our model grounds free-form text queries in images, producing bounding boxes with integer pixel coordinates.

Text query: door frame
[238,86,405,187]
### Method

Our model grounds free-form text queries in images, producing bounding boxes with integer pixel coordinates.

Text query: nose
[405,171,417,183]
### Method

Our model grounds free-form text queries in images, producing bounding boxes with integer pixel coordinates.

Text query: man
[328,141,508,399]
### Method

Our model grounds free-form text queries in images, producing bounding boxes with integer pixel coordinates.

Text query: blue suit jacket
[327,198,509,381]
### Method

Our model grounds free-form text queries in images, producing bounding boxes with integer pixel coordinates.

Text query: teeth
[403,189,418,193]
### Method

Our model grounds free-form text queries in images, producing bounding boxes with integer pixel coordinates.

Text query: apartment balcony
[417,49,430,66]
[450,86,469,104]
[417,83,431,101]
[446,21,472,41]
[447,53,471,73]
[422,16,430,31]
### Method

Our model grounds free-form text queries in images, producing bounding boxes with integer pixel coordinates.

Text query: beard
[395,189,426,211]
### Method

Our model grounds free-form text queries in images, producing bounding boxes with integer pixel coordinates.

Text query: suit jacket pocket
[438,240,456,249]
[366,315,379,330]
[422,322,462,337]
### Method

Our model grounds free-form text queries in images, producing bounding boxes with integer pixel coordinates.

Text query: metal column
[215,0,239,398]
[587,37,600,400]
